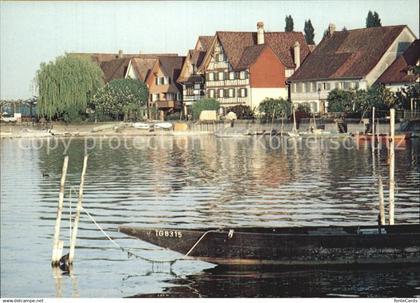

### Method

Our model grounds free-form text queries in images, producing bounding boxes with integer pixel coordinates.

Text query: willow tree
[36,54,104,121]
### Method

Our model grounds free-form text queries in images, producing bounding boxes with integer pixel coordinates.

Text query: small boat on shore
[118,224,420,268]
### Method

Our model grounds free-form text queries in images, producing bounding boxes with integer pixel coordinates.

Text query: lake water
[1,135,419,298]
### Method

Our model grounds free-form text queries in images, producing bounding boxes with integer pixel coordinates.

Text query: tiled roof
[158,56,186,93]
[288,25,408,81]
[216,31,310,69]
[130,58,158,82]
[236,44,266,70]
[197,36,213,51]
[376,39,420,84]
[100,58,131,83]
[71,52,178,64]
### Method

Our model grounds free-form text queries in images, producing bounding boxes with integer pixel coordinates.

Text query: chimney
[328,23,336,37]
[118,49,123,58]
[293,41,301,70]
[257,21,265,45]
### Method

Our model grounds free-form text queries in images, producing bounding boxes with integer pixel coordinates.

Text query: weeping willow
[36,54,104,121]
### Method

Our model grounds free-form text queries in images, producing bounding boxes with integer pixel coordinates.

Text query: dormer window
[217,54,225,62]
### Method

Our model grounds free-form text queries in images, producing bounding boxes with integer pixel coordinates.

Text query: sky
[0,0,418,99]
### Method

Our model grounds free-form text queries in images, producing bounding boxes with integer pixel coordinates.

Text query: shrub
[191,98,220,120]
[226,105,255,119]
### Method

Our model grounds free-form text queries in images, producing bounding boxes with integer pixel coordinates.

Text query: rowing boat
[118,224,420,267]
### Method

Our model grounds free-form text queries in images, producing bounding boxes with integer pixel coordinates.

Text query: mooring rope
[81,205,221,265]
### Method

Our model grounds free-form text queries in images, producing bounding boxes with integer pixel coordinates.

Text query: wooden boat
[118,224,420,268]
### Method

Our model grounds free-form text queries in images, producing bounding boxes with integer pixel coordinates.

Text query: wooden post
[69,155,89,264]
[389,109,395,225]
[371,107,375,156]
[378,176,385,225]
[292,105,297,133]
[51,156,69,266]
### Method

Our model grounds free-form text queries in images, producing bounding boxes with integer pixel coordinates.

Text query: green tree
[36,54,104,121]
[285,15,294,32]
[191,98,220,120]
[258,98,291,122]
[92,78,148,121]
[304,19,315,44]
[327,89,355,112]
[366,10,382,28]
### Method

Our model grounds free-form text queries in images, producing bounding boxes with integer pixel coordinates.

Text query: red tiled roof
[288,25,408,81]
[236,44,266,70]
[71,52,178,64]
[376,39,420,84]
[216,31,310,69]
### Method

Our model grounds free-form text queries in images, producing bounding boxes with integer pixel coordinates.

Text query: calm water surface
[1,135,419,297]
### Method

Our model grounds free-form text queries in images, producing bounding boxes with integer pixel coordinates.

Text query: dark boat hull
[118,224,420,267]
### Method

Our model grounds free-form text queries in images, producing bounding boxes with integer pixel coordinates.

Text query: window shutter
[224,89,229,98]
[214,72,218,81]
[232,88,236,97]
[205,73,209,81]
[244,88,247,97]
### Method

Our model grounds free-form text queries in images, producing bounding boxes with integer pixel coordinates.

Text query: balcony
[206,79,249,87]
[156,100,182,109]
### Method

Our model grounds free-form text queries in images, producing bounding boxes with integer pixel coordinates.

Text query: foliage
[285,15,294,32]
[191,98,220,120]
[296,103,311,113]
[92,78,148,121]
[36,54,104,121]
[226,105,255,120]
[366,10,382,28]
[258,98,291,122]
[304,19,315,44]
[327,89,355,113]
[394,83,420,110]
[166,112,182,121]
[327,85,396,117]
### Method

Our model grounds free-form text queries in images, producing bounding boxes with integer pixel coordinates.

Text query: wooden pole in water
[292,105,297,133]
[371,107,375,156]
[378,176,386,225]
[69,155,89,264]
[389,108,395,225]
[51,156,69,266]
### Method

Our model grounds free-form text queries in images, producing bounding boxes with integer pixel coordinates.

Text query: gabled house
[145,56,185,114]
[177,36,213,111]
[376,39,420,91]
[198,22,310,111]
[288,24,417,113]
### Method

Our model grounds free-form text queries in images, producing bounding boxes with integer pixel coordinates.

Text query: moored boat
[118,224,420,267]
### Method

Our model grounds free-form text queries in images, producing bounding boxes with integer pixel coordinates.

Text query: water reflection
[136,266,420,298]
[1,136,419,297]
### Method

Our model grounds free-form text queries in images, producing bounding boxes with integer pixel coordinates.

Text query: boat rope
[81,205,224,265]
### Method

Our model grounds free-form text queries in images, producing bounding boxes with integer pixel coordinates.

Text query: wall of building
[249,47,285,88]
[365,27,416,85]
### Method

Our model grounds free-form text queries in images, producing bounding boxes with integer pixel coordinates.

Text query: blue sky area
[1,0,419,99]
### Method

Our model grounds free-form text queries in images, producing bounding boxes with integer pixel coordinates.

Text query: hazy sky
[1,0,418,99]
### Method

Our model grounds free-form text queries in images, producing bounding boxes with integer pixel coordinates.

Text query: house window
[209,89,215,98]
[217,53,225,62]
[218,89,224,98]
[163,76,170,85]
[297,83,303,93]
[343,82,351,89]
[228,88,235,97]
[304,82,311,93]
[239,71,248,79]
[229,72,235,80]
[311,82,316,92]
[354,82,359,89]
[208,72,214,81]
[317,83,322,91]
[335,82,341,89]
[152,94,159,101]
[218,71,224,81]
[324,82,331,90]
[239,88,247,97]
[292,83,297,93]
